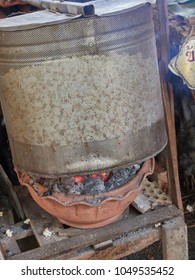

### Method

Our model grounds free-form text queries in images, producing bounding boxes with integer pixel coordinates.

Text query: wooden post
[0,242,5,260]
[0,165,25,220]
[157,0,170,68]
[157,0,183,211]
[162,217,188,259]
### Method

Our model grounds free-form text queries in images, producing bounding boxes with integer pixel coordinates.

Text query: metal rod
[21,0,95,16]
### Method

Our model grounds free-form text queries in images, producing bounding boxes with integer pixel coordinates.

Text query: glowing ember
[72,172,111,184]
[32,163,141,196]
[73,176,85,183]
[91,174,98,178]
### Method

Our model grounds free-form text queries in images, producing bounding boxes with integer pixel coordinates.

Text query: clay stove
[0,1,167,228]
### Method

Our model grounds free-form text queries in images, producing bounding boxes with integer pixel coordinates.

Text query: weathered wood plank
[16,186,67,246]
[0,165,25,220]
[62,227,161,260]
[57,228,90,238]
[93,240,113,251]
[8,205,181,260]
[154,0,183,211]
[0,220,33,259]
[162,217,188,260]
[0,208,14,225]
[132,192,151,213]
[1,237,21,258]
[1,221,33,241]
[0,242,5,260]
[0,208,22,258]
[159,61,183,211]
[156,0,170,67]
[14,222,33,240]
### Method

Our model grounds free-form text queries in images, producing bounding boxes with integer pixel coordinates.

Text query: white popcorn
[24,218,30,224]
[0,53,162,148]
[6,229,13,238]
[42,227,52,238]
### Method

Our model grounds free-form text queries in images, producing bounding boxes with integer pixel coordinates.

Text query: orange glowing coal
[73,176,85,183]
[73,172,110,184]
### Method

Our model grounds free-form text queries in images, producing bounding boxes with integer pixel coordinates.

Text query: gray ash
[105,164,140,191]
[84,178,106,195]
[31,163,141,196]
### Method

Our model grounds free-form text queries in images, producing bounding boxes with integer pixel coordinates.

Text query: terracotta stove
[0,1,167,228]
[16,158,154,228]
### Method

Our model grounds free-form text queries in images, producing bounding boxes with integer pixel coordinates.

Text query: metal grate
[0,4,167,177]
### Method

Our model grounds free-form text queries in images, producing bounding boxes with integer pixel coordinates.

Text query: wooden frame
[0,187,187,260]
[155,0,183,210]
[0,0,188,260]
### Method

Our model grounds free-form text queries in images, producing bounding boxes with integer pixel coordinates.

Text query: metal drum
[0,4,167,177]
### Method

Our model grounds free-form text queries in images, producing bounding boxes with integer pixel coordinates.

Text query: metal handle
[21,0,95,16]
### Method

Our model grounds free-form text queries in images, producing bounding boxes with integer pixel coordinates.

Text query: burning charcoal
[65,182,84,195]
[53,183,61,193]
[105,169,129,190]
[47,178,59,189]
[42,190,53,197]
[25,163,141,198]
[134,164,140,171]
[73,176,85,183]
[60,177,70,184]
[105,164,141,191]
[83,178,105,195]
[127,164,141,180]
[60,177,75,186]
[56,184,66,192]
[62,185,71,194]
[35,177,46,185]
